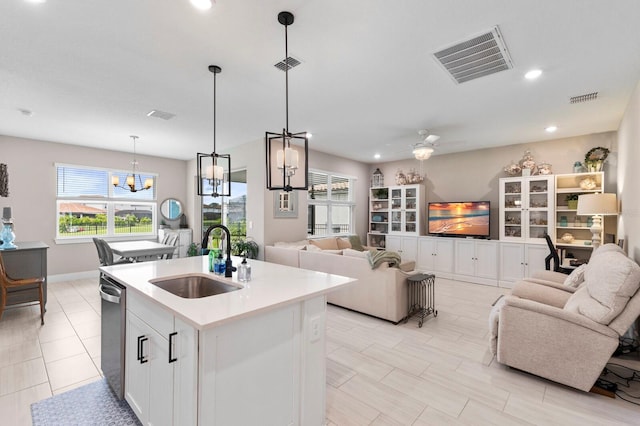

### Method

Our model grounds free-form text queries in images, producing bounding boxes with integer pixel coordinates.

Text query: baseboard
[49,270,98,283]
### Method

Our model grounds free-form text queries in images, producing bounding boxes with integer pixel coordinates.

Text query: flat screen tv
[428,201,490,238]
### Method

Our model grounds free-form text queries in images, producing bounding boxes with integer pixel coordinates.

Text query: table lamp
[576,193,618,248]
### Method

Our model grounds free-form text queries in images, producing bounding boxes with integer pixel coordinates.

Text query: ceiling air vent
[570,92,598,104]
[274,56,301,72]
[433,26,513,84]
[146,110,175,120]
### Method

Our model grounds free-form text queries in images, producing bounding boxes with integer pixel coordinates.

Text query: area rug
[31,378,140,425]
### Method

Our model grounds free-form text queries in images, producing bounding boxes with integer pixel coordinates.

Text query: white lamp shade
[577,193,618,215]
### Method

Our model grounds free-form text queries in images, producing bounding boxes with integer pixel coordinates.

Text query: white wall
[617,79,640,263]
[0,135,188,275]
[372,132,618,240]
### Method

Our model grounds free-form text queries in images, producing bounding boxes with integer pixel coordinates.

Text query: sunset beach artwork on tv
[428,201,490,237]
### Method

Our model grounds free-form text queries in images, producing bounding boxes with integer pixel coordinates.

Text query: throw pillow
[343,248,369,258]
[563,264,587,288]
[336,238,352,250]
[347,235,365,251]
[309,237,339,250]
[274,240,308,250]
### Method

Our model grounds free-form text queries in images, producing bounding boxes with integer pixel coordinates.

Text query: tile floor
[1,276,639,425]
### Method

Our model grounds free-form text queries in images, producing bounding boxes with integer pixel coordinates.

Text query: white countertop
[100,256,356,330]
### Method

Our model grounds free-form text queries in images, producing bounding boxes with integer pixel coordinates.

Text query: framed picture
[273,191,298,218]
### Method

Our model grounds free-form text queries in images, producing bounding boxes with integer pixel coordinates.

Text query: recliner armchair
[490,244,640,391]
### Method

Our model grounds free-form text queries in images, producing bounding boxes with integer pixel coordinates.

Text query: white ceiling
[2,0,640,163]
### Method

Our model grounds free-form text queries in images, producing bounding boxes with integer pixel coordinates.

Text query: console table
[0,241,48,307]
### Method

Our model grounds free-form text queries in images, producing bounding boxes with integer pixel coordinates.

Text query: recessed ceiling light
[525,69,542,80]
[190,0,212,10]
[545,125,557,133]
[374,153,381,159]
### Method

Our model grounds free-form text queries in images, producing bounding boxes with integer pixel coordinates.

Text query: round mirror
[160,198,183,220]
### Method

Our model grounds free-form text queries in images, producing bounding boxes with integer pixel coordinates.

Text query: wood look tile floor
[1,277,639,425]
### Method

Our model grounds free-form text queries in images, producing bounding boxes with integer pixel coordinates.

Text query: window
[307,171,355,236]
[201,170,247,248]
[56,164,157,240]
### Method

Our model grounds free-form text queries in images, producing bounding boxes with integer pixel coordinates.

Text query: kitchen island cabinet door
[125,295,197,426]
[125,313,151,422]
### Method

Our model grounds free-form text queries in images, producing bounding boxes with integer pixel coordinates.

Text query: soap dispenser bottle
[208,249,215,272]
[238,257,251,282]
[214,252,225,275]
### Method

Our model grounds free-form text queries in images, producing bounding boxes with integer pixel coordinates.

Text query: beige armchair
[490,244,640,391]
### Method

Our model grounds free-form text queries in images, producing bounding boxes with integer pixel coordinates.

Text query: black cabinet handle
[140,336,149,364]
[137,335,143,361]
[169,332,178,363]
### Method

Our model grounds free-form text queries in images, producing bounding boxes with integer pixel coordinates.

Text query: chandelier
[265,11,309,192]
[197,65,231,198]
[112,135,153,192]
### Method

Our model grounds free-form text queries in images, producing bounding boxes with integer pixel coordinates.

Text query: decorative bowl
[579,177,597,190]
[561,233,575,243]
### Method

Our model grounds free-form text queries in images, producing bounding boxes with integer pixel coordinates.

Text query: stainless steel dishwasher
[100,274,126,399]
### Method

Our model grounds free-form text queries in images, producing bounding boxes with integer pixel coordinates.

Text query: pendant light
[197,65,231,197]
[265,11,309,192]
[112,135,153,192]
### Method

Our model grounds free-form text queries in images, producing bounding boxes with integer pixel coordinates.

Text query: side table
[406,273,437,327]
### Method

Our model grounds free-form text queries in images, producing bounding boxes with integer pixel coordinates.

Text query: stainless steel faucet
[201,224,236,278]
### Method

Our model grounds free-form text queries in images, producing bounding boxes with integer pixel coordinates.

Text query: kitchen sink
[149,274,241,299]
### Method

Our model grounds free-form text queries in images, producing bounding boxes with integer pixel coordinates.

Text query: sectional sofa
[265,236,418,322]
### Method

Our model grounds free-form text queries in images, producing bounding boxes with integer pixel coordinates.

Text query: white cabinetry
[125,292,197,426]
[554,172,607,253]
[454,239,498,286]
[499,243,548,288]
[389,185,425,235]
[125,289,326,426]
[367,185,425,249]
[368,187,389,249]
[499,176,554,243]
[417,237,454,277]
[158,228,193,258]
[385,235,418,262]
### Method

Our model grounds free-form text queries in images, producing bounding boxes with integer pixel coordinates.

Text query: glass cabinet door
[527,178,550,241]
[503,181,522,238]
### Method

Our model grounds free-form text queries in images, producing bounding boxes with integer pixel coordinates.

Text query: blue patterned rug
[31,378,140,425]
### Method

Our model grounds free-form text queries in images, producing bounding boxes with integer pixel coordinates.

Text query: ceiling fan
[412,129,440,160]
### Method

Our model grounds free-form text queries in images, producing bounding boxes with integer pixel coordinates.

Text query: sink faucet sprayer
[201,224,236,278]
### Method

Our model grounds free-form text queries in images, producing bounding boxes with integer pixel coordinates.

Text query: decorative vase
[560,216,568,227]
[567,200,578,210]
[0,222,17,250]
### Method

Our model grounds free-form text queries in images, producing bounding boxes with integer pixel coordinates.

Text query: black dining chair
[543,234,573,275]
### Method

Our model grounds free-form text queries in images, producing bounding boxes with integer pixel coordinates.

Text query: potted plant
[186,242,200,257]
[566,194,579,210]
[232,239,259,259]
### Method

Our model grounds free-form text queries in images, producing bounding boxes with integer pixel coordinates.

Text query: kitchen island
[100,255,356,426]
